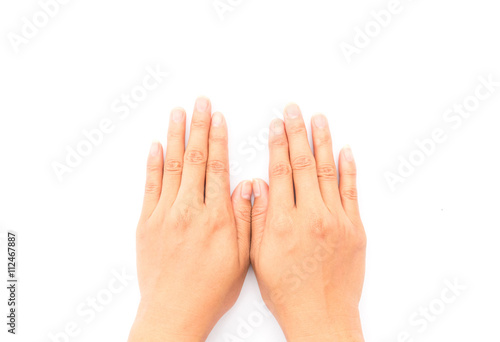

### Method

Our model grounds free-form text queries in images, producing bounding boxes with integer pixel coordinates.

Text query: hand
[128,97,253,342]
[250,104,366,342]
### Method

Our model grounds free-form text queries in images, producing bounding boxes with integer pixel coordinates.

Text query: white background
[1,0,499,341]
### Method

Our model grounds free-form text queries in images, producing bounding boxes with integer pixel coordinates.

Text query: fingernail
[212,112,223,127]
[241,181,252,200]
[343,145,354,162]
[285,103,300,119]
[252,179,261,197]
[313,114,326,128]
[172,108,184,123]
[271,119,284,135]
[150,141,160,157]
[195,97,209,112]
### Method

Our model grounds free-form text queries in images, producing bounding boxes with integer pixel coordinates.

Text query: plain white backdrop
[1,0,499,341]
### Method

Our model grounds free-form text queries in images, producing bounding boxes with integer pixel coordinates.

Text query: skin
[129,99,366,342]
[251,104,366,342]
[128,97,253,342]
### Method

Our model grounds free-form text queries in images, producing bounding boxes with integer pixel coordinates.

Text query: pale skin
[128,98,366,342]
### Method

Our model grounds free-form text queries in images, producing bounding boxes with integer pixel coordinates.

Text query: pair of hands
[128,97,366,342]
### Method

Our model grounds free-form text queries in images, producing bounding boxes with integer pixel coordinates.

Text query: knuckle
[185,149,206,165]
[287,124,307,136]
[314,134,331,147]
[341,187,358,201]
[146,164,163,174]
[345,227,367,250]
[209,134,228,145]
[144,182,161,194]
[317,164,337,181]
[164,159,182,174]
[291,155,316,171]
[309,213,328,236]
[342,167,357,176]
[173,203,197,225]
[271,162,292,178]
[207,160,228,174]
[269,135,288,147]
[191,117,209,129]
[168,130,183,141]
[320,221,366,251]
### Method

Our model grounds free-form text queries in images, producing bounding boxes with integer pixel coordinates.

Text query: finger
[178,97,211,206]
[250,178,269,262]
[160,108,186,207]
[268,119,294,208]
[283,103,321,207]
[339,145,361,223]
[140,141,164,223]
[311,114,341,211]
[206,112,230,207]
[232,180,253,268]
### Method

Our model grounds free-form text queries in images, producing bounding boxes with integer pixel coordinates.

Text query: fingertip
[312,114,327,129]
[284,103,301,119]
[148,140,163,160]
[171,107,186,123]
[252,178,261,198]
[269,119,285,136]
[195,96,211,112]
[252,178,269,199]
[342,145,355,163]
[339,145,357,183]
[211,111,225,127]
[241,180,253,200]
[149,140,159,156]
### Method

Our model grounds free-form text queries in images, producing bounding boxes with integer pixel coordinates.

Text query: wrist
[287,331,364,342]
[128,300,213,342]
[276,306,364,342]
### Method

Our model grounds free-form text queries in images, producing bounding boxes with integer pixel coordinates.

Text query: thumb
[232,180,253,267]
[250,179,269,261]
